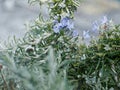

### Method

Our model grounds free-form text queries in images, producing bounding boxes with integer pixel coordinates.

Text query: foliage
[28,0,81,18]
[0,47,73,90]
[68,25,120,90]
[0,0,80,90]
[0,0,120,90]
[8,0,81,68]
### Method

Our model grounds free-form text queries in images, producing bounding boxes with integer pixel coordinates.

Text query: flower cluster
[82,16,112,45]
[92,16,109,32]
[53,17,79,37]
[1,0,120,89]
[83,16,111,39]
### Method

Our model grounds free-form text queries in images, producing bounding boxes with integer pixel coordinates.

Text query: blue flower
[53,23,62,33]
[60,17,70,27]
[72,30,79,37]
[53,16,74,33]
[66,21,74,30]
[92,21,99,32]
[83,30,90,39]
[101,16,108,24]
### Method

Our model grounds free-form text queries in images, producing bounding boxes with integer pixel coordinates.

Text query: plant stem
[0,70,9,90]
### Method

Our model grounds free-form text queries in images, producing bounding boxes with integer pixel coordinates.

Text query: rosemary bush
[0,0,80,90]
[0,0,120,90]
[68,21,120,89]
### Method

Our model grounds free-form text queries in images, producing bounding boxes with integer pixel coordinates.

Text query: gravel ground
[0,0,120,42]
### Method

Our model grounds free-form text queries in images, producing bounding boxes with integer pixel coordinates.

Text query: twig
[0,70,9,90]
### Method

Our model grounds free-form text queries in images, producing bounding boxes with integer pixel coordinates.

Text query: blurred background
[0,0,120,42]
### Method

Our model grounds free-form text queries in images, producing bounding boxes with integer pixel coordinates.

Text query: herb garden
[0,0,120,90]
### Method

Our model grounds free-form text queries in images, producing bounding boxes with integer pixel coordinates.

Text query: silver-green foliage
[0,0,81,89]
[0,47,73,90]
[1,0,120,90]
[68,25,120,90]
